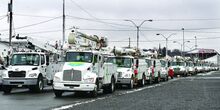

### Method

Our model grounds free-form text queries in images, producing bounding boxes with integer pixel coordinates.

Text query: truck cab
[106,56,147,88]
[170,61,187,76]
[160,59,169,81]
[53,50,117,97]
[145,58,161,83]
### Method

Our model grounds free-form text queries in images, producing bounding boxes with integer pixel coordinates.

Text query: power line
[109,36,220,42]
[19,29,62,34]
[0,16,62,32]
[67,15,134,28]
[68,0,134,29]
[14,14,59,18]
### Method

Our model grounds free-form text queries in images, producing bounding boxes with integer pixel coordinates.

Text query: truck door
[98,55,104,77]
[40,54,47,77]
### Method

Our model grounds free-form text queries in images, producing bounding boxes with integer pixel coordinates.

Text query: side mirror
[46,56,49,66]
[168,62,170,67]
[153,61,156,68]
[135,59,139,68]
[1,65,6,70]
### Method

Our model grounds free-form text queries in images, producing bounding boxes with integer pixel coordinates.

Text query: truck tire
[128,77,134,89]
[90,86,98,97]
[109,77,115,93]
[147,75,153,84]
[166,76,169,81]
[103,77,115,94]
[139,74,145,87]
[155,73,160,83]
[91,80,99,97]
[31,76,44,93]
[54,90,63,97]
[3,86,12,94]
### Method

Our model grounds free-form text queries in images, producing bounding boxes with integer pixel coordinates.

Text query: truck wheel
[33,76,44,93]
[3,86,12,94]
[91,80,99,97]
[128,77,134,89]
[103,77,115,94]
[139,74,145,87]
[166,76,169,81]
[155,75,160,83]
[109,77,115,93]
[54,90,63,97]
[147,75,153,84]
[91,84,98,97]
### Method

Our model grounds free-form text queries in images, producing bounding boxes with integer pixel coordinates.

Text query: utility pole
[8,0,13,47]
[128,37,131,48]
[62,0,65,46]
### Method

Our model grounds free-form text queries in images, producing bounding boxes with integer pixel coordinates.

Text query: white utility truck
[1,52,63,94]
[170,56,187,77]
[159,59,169,81]
[53,31,118,97]
[106,47,148,88]
[145,58,162,83]
[1,36,63,94]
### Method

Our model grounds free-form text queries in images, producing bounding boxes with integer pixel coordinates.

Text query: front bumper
[2,78,37,85]
[0,79,2,85]
[174,71,186,75]
[53,82,96,92]
[117,78,130,84]
[160,73,167,79]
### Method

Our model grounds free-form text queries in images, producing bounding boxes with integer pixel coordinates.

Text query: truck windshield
[160,60,166,67]
[11,54,40,66]
[66,52,93,63]
[171,62,185,66]
[145,59,152,67]
[107,57,131,68]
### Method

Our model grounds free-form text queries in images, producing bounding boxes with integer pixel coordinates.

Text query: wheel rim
[111,81,114,91]
[142,77,145,85]
[130,79,134,88]
[39,80,43,90]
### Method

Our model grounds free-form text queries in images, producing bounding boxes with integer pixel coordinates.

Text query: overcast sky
[0,0,220,52]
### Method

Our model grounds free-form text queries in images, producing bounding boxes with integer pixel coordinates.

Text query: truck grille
[118,72,122,77]
[174,68,180,72]
[63,69,82,81]
[8,71,26,77]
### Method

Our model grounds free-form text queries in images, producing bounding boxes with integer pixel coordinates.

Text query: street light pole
[125,19,152,49]
[182,28,185,58]
[156,33,176,58]
[173,40,190,57]
[195,36,197,49]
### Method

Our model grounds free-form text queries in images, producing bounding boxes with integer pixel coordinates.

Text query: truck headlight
[84,78,94,83]
[54,76,61,82]
[29,73,37,77]
[2,73,7,78]
[124,73,130,78]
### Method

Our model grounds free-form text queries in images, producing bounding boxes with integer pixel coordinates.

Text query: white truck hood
[117,67,130,73]
[62,62,92,71]
[7,65,38,72]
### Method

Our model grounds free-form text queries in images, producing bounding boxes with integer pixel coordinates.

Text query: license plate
[18,85,23,87]
[69,86,74,88]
